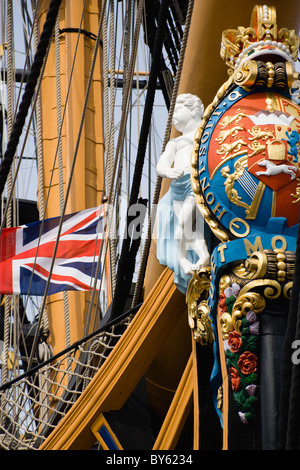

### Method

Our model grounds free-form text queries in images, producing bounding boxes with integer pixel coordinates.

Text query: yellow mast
[38,0,105,355]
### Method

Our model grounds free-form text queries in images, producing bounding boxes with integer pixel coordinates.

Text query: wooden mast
[37,0,105,355]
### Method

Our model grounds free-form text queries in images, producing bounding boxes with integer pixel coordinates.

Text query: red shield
[206,91,300,229]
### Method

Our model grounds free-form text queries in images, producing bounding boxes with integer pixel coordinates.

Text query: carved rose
[229,366,241,391]
[238,351,257,375]
[228,330,242,353]
[219,293,226,315]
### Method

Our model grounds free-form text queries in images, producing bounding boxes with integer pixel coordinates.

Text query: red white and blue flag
[0,206,104,296]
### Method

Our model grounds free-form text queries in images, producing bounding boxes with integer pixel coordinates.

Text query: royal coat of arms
[192,5,300,241]
[194,88,300,239]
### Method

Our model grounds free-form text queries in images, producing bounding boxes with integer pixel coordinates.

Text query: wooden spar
[37,0,105,355]
[39,268,187,450]
[143,0,300,426]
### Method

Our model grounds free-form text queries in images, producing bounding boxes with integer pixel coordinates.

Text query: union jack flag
[0,206,104,296]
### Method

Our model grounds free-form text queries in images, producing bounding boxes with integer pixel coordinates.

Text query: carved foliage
[186,267,214,346]
[218,277,263,424]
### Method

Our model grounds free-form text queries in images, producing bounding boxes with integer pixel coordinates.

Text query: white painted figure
[156,93,210,292]
[256,159,297,179]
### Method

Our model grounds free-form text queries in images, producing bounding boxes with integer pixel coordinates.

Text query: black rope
[59,27,102,44]
[277,210,300,449]
[109,0,171,320]
[0,0,62,197]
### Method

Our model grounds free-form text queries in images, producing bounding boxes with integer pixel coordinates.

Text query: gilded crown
[220,5,300,71]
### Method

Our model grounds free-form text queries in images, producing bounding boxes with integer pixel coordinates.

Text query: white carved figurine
[156,93,210,292]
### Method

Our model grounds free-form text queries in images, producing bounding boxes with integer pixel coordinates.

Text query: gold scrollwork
[231,292,266,334]
[186,268,215,346]
[219,275,231,291]
[234,249,295,287]
[241,251,268,279]
[238,281,281,301]
[283,281,293,299]
[220,288,266,340]
[219,311,234,341]
[234,60,259,88]
[217,386,223,413]
[192,300,215,346]
[233,60,298,90]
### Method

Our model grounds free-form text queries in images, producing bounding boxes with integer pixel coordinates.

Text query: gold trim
[283,281,293,299]
[39,268,187,450]
[191,338,199,450]
[152,353,193,450]
[271,190,277,217]
[237,251,268,279]
[191,76,235,242]
[220,6,300,70]
[237,249,295,285]
[186,268,215,346]
[91,414,123,450]
[246,181,265,220]
[220,290,266,339]
[216,307,229,450]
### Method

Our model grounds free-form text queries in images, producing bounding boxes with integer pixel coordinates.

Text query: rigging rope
[33,0,49,335]
[2,0,14,391]
[103,0,145,303]
[109,0,172,319]
[131,0,196,307]
[0,0,62,198]
[103,0,117,294]
[0,2,60,367]
[55,16,71,352]
[0,2,50,375]
[1,0,109,362]
[26,0,106,370]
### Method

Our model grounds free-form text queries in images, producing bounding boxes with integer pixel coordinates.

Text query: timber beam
[39,267,188,450]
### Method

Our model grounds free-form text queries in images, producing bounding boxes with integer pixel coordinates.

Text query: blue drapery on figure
[156,173,198,293]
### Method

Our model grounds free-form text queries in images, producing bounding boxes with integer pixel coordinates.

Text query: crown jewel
[220,5,300,71]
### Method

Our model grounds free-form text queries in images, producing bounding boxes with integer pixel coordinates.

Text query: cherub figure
[156,94,210,292]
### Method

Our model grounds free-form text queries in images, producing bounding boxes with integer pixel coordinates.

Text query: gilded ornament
[220,5,299,72]
[219,274,231,291]
[217,386,223,413]
[291,178,300,204]
[231,292,265,333]
[234,249,295,288]
[238,279,282,300]
[243,251,268,279]
[193,301,215,346]
[186,268,215,345]
[220,311,234,340]
[191,4,299,431]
